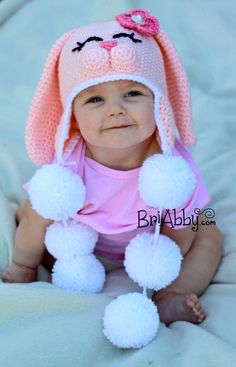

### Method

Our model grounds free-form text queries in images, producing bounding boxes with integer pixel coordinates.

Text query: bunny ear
[25,30,75,165]
[154,28,196,147]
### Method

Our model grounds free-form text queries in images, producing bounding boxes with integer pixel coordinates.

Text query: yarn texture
[25,9,195,165]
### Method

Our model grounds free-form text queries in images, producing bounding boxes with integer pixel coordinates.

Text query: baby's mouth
[111,125,130,129]
[107,124,132,130]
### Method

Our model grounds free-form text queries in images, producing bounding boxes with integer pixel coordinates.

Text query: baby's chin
[85,133,156,151]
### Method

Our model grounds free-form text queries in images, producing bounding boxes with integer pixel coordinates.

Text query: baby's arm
[159,213,223,294]
[1,200,52,283]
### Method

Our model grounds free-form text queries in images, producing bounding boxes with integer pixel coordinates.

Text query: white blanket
[0,1,236,366]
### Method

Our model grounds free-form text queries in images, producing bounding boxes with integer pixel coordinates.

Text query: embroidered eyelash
[112,32,142,43]
[72,36,103,52]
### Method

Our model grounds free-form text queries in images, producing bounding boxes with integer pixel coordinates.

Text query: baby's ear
[25,30,75,165]
[154,28,196,147]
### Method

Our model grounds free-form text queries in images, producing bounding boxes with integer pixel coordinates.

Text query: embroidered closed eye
[112,32,142,43]
[72,36,103,52]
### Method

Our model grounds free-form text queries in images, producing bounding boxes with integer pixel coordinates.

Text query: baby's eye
[86,96,103,103]
[125,90,142,97]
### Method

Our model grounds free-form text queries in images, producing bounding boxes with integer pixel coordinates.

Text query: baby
[2,9,223,326]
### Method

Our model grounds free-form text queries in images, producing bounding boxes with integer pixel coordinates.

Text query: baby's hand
[1,261,37,283]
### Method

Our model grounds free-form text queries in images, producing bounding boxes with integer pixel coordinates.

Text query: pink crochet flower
[115,9,159,36]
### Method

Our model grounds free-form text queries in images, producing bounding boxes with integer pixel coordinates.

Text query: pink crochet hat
[25,9,196,165]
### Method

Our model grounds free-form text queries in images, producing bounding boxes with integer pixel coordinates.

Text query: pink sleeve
[161,139,211,230]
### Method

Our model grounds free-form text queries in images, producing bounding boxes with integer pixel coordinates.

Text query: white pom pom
[52,255,105,292]
[103,292,159,348]
[28,163,86,221]
[124,232,183,290]
[45,220,98,260]
[139,154,196,209]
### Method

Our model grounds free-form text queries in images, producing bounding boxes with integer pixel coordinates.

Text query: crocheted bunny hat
[25,8,195,166]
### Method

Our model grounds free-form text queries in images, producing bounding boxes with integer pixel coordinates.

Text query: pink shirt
[25,138,210,264]
[64,137,210,263]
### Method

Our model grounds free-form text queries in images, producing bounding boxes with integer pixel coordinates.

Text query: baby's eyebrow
[72,36,103,52]
[112,32,142,43]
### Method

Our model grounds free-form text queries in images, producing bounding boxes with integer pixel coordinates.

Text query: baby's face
[72,80,156,149]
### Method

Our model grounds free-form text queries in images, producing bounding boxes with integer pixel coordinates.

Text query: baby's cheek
[82,122,99,142]
[140,105,155,129]
[71,102,81,124]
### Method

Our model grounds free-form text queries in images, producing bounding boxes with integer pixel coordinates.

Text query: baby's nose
[99,40,117,51]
